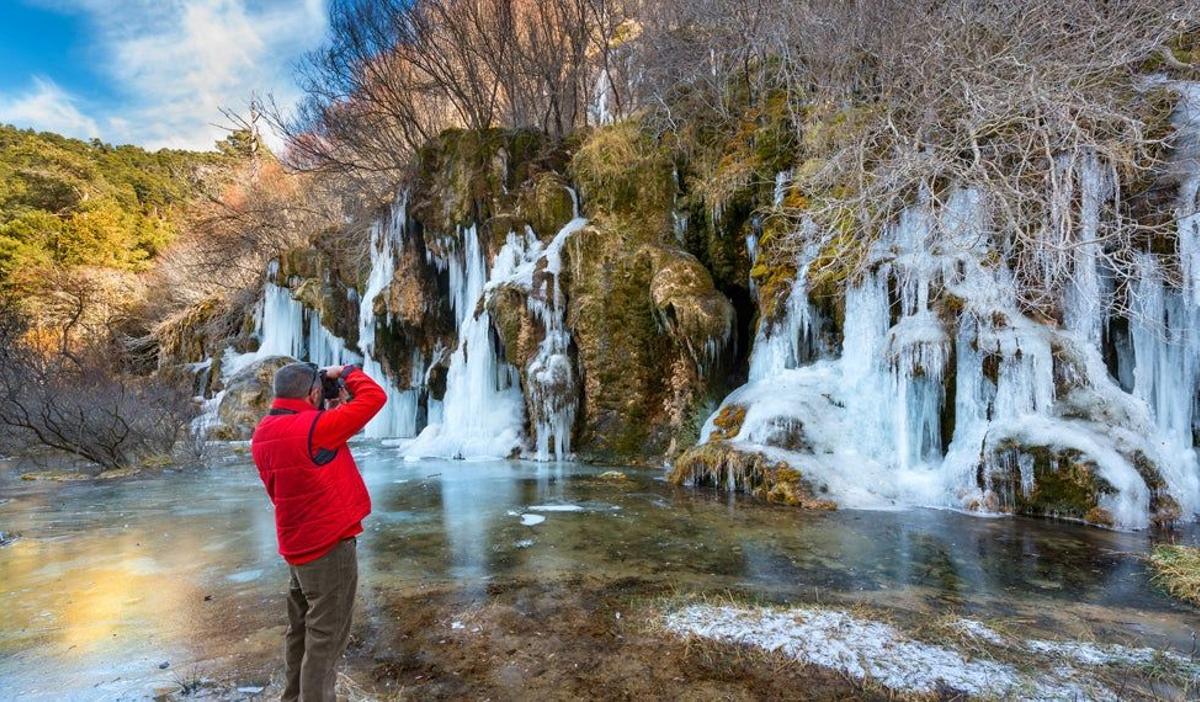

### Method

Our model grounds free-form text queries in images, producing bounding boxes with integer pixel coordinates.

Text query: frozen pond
[1,442,1198,699]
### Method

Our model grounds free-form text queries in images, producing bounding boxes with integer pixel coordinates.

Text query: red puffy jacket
[251,366,386,565]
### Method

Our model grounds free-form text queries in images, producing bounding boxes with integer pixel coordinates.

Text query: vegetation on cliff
[0,124,230,287]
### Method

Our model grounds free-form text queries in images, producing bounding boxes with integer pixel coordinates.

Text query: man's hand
[321,365,345,380]
[326,386,352,409]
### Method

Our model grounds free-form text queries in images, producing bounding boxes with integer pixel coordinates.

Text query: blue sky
[0,0,329,150]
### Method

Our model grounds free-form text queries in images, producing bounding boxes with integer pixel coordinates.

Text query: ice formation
[401,190,586,460]
[198,196,429,440]
[691,83,1200,529]
[356,194,423,438]
[514,215,589,460]
[402,223,528,460]
[201,174,592,461]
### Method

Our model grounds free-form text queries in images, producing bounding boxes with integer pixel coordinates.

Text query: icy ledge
[664,604,1197,701]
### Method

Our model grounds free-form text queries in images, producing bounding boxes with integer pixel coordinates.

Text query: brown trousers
[282,538,358,702]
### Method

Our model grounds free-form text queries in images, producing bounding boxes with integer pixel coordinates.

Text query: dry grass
[1148,544,1200,606]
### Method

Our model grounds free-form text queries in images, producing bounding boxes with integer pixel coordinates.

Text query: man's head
[274,362,322,407]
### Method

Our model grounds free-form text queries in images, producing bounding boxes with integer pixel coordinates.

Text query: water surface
[1,443,1197,699]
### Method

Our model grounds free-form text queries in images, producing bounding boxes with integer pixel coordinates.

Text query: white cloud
[12,0,328,150]
[0,77,101,140]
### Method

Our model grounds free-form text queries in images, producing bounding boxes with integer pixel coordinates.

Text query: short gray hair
[274,362,318,399]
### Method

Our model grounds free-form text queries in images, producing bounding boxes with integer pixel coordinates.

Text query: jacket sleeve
[311,366,387,450]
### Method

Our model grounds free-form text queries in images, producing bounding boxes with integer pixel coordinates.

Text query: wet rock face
[213,356,296,440]
[563,223,676,461]
[558,121,741,463]
[670,441,835,510]
[645,245,735,374]
[280,246,362,347]
[485,283,543,370]
[375,242,455,384]
[409,128,564,256]
[981,444,1119,527]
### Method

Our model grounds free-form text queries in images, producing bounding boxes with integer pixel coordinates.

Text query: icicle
[773,170,792,208]
[1063,151,1113,344]
[526,217,589,460]
[695,182,1170,529]
[403,224,527,460]
[747,239,824,382]
[356,192,421,438]
[841,268,897,458]
[1130,254,1200,514]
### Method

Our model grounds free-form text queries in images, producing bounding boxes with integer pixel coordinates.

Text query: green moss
[751,258,798,324]
[805,201,869,297]
[993,445,1117,524]
[516,172,576,240]
[644,244,735,355]
[410,127,566,255]
[565,221,675,461]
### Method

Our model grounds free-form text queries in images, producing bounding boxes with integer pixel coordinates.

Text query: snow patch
[664,604,1162,700]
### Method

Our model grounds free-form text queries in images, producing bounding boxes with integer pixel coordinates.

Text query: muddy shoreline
[168,573,888,701]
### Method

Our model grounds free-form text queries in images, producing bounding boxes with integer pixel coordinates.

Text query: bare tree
[0,309,195,471]
[272,0,636,182]
[640,0,1200,316]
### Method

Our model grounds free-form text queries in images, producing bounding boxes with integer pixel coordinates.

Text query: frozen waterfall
[224,260,361,380]
[401,224,528,460]
[696,149,1200,528]
[357,194,422,438]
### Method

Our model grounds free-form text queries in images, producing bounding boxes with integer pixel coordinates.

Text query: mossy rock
[644,244,735,370]
[709,404,747,441]
[410,127,563,255]
[985,444,1117,526]
[370,243,456,386]
[751,257,799,326]
[1132,450,1181,529]
[597,470,629,481]
[154,296,225,366]
[569,121,674,241]
[670,441,835,509]
[277,244,361,345]
[279,247,322,281]
[213,355,295,440]
[485,282,543,369]
[564,222,674,461]
[516,171,577,241]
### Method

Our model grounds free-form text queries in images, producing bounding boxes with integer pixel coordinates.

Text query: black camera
[317,369,343,400]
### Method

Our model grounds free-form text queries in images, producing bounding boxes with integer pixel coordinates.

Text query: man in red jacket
[251,362,386,702]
